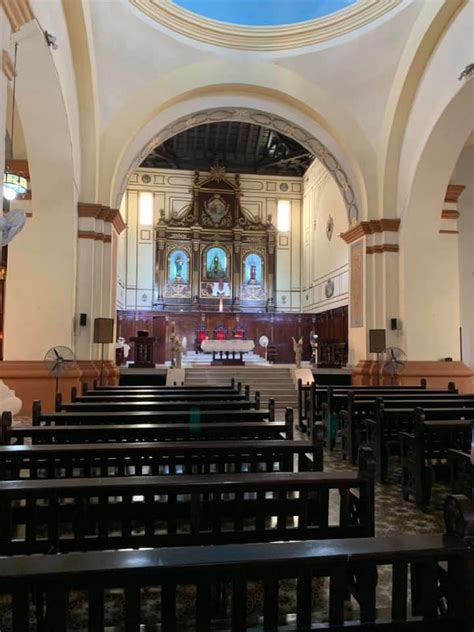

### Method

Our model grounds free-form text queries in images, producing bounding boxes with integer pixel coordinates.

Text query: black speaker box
[390,318,398,330]
[79,313,87,327]
[369,329,386,354]
[93,318,114,344]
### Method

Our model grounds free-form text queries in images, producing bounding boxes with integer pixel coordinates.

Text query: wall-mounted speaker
[369,329,386,354]
[93,318,114,344]
[79,313,87,327]
[390,318,399,331]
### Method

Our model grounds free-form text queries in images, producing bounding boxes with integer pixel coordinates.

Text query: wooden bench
[59,391,260,412]
[448,449,473,500]
[0,410,295,445]
[89,378,239,391]
[297,380,455,439]
[400,410,472,510]
[341,393,474,466]
[0,450,375,555]
[0,433,324,480]
[297,379,433,427]
[73,386,248,403]
[33,399,275,426]
[0,495,472,631]
[365,401,474,483]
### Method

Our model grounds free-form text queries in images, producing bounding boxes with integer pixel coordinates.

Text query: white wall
[301,160,349,313]
[454,146,474,369]
[121,168,303,312]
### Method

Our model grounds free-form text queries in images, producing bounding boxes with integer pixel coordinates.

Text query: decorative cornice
[441,210,460,220]
[340,219,400,244]
[445,184,465,203]
[1,0,34,32]
[78,203,126,234]
[130,0,401,52]
[2,49,15,80]
[78,230,112,243]
[366,244,399,255]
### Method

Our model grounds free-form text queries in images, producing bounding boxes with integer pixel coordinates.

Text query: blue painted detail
[172,0,357,27]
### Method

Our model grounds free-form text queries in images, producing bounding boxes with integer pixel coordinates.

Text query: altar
[201,339,255,365]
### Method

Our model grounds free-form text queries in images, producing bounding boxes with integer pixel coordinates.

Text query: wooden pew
[34,399,275,426]
[0,450,375,555]
[84,379,241,396]
[448,449,473,500]
[58,392,260,413]
[364,400,474,483]
[341,393,474,465]
[298,380,456,440]
[0,495,472,631]
[297,378,433,427]
[0,432,325,480]
[76,382,248,400]
[0,409,294,445]
[400,409,472,510]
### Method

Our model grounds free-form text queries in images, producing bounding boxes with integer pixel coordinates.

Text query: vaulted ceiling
[139,122,313,176]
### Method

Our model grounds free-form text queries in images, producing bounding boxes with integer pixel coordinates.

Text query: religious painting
[168,249,189,284]
[203,194,231,227]
[200,281,231,297]
[350,240,364,327]
[204,246,229,280]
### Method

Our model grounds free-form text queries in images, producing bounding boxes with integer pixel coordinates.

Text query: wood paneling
[117,306,348,364]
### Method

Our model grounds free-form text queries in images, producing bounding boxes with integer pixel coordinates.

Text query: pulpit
[130,332,156,368]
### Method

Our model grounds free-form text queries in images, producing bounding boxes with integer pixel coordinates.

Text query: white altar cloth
[201,339,255,353]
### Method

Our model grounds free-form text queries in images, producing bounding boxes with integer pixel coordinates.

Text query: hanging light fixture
[3,44,27,202]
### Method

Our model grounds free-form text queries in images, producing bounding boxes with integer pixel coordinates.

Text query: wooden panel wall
[117,307,348,364]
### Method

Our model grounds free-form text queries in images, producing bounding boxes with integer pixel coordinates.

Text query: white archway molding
[111,100,362,225]
[4,20,78,360]
[397,0,473,219]
[378,0,465,216]
[97,60,375,214]
[399,80,474,361]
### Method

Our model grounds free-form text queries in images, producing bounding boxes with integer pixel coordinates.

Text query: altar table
[201,339,255,365]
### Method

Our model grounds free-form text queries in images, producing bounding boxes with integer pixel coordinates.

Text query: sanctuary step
[185,366,299,410]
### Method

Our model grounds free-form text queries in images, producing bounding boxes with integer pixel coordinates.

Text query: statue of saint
[292,336,303,369]
[209,254,224,278]
[248,263,257,285]
[171,335,184,369]
[175,256,183,281]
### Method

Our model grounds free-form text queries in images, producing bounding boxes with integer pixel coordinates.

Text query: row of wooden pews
[0,377,472,630]
[299,380,473,510]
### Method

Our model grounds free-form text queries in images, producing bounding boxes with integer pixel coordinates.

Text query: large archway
[399,80,474,362]
[112,104,362,227]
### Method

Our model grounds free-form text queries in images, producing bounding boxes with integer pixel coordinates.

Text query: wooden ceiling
[140,122,313,177]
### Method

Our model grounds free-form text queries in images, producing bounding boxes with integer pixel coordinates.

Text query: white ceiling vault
[26,0,470,220]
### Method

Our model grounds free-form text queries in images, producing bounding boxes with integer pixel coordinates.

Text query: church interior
[0,0,472,629]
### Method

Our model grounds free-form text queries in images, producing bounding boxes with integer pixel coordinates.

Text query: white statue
[0,380,22,416]
[292,336,303,369]
[116,337,131,360]
[181,336,187,356]
[171,336,184,369]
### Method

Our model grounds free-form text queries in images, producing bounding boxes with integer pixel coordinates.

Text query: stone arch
[3,20,78,360]
[399,79,474,361]
[112,106,360,226]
